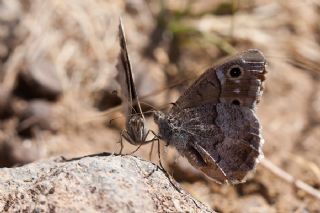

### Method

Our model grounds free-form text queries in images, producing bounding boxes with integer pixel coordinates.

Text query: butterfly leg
[157,137,163,168]
[145,129,159,142]
[144,129,159,160]
[142,133,165,172]
[129,143,143,155]
[156,137,182,193]
[139,132,182,193]
[144,137,161,178]
[146,131,182,193]
[149,141,155,161]
[118,130,127,155]
[141,130,161,176]
[129,129,159,156]
[141,129,163,167]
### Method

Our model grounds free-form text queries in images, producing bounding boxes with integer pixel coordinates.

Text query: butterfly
[154,50,267,184]
[115,20,157,153]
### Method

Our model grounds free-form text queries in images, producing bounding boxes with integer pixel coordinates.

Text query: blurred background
[0,0,319,212]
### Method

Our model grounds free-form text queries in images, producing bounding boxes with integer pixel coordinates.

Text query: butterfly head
[126,114,146,144]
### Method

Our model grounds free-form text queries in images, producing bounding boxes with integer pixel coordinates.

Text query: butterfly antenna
[80,106,125,125]
[127,100,158,117]
[109,116,122,125]
[92,105,123,118]
[139,79,189,100]
[128,109,157,118]
[142,110,157,116]
[138,100,157,111]
[158,102,174,111]
[128,102,139,114]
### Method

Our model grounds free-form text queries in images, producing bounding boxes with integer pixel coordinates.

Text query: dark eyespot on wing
[228,66,243,78]
[231,99,241,105]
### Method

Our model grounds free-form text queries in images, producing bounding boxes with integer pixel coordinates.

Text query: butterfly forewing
[116,21,144,119]
[173,49,266,111]
[116,20,149,145]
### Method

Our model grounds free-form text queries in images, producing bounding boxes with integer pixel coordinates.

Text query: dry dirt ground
[0,0,319,212]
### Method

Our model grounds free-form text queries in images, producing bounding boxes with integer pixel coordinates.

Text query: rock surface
[0,153,213,213]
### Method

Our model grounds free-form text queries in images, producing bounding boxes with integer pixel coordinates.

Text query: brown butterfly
[154,50,267,184]
[116,20,157,153]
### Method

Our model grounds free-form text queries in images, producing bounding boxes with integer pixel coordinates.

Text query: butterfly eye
[228,66,242,78]
[231,99,241,106]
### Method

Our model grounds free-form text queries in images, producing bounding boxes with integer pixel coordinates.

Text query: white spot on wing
[233,88,240,93]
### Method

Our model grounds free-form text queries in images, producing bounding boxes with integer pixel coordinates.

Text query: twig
[261,158,320,200]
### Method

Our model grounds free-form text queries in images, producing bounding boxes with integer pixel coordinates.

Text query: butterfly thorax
[153,111,176,143]
[154,109,199,151]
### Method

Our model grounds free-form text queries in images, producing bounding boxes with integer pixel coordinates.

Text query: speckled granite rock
[0,153,214,213]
